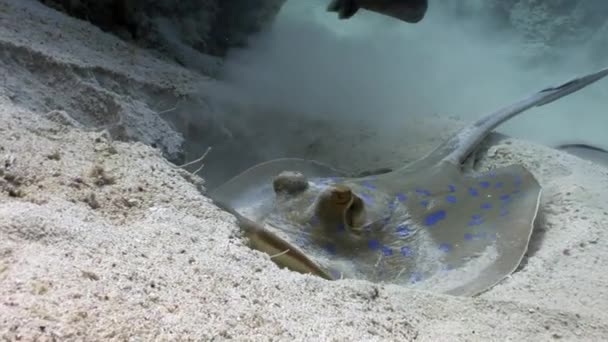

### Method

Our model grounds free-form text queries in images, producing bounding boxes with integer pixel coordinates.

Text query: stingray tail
[441,67,608,165]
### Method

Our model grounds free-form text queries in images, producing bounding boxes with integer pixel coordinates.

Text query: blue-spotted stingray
[210,67,608,296]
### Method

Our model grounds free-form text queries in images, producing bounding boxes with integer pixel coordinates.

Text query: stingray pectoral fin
[210,158,346,210]
[239,217,335,280]
[426,164,542,296]
[212,198,334,280]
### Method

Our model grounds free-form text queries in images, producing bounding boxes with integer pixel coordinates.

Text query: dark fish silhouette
[327,0,428,23]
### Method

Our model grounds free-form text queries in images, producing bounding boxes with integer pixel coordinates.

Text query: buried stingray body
[210,68,608,296]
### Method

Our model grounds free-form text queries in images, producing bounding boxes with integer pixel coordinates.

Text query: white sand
[1,1,608,340]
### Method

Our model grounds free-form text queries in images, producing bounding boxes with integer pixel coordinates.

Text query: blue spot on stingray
[396,193,407,202]
[468,187,479,197]
[419,200,429,208]
[396,224,411,237]
[445,195,457,204]
[381,246,393,256]
[500,208,509,217]
[499,194,510,201]
[464,233,474,240]
[324,243,337,255]
[424,210,446,226]
[468,214,483,226]
[495,182,503,189]
[479,181,490,188]
[439,243,451,252]
[362,181,376,190]
[512,189,521,195]
[448,184,456,192]
[400,246,412,257]
[480,203,492,210]
[368,239,380,250]
[410,272,422,283]
[416,189,431,196]
[513,175,522,186]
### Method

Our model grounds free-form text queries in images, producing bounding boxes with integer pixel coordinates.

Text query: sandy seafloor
[1,1,608,340]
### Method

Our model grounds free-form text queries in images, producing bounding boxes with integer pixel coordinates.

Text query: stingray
[556,143,608,168]
[210,67,608,296]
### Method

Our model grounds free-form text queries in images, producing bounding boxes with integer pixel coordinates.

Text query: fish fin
[327,0,359,19]
[327,0,341,12]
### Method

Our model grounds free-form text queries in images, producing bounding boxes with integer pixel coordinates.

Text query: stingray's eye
[273,171,309,194]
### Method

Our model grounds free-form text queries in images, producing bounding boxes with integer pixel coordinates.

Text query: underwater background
[38,0,608,187]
